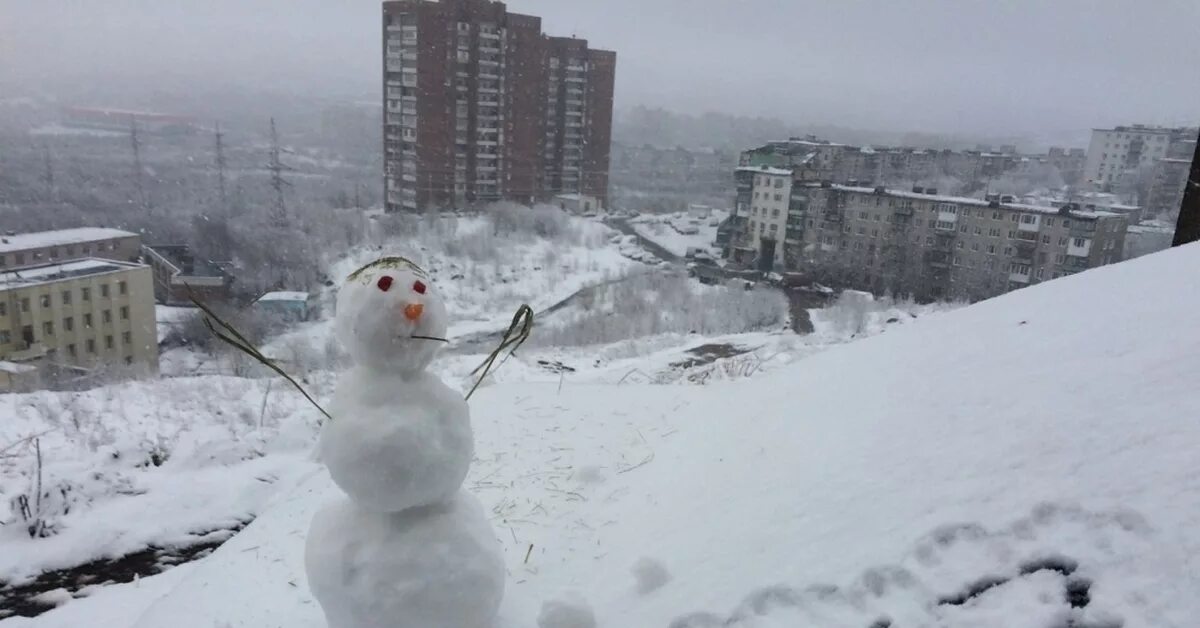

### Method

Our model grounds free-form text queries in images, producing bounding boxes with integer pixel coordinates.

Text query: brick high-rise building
[382,0,616,213]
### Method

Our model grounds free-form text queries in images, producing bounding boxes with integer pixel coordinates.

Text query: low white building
[553,193,602,215]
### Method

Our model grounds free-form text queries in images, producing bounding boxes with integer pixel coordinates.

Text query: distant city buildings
[60,106,198,135]
[726,166,1129,302]
[382,0,615,212]
[736,136,1064,190]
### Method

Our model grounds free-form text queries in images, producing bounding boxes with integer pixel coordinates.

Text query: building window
[105,335,114,350]
[124,356,134,366]
[64,316,73,331]
[1045,218,1056,227]
[1059,237,1068,246]
[1055,254,1066,264]
[1073,237,1087,248]
[120,306,129,320]
[82,287,91,301]
[1062,220,1071,228]
[84,313,93,328]
[0,302,5,316]
[971,243,980,251]
[1004,246,1014,256]
[1041,235,1051,244]
[103,310,112,324]
[67,343,76,357]
[20,298,30,312]
[123,331,132,345]
[86,339,96,354]
[62,290,71,304]
[101,284,110,298]
[42,321,54,335]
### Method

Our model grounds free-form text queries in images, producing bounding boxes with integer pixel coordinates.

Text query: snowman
[305,257,505,628]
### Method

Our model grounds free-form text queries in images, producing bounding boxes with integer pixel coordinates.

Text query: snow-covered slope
[12,244,1200,628]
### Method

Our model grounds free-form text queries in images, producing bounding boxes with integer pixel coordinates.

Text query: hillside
[6,243,1200,627]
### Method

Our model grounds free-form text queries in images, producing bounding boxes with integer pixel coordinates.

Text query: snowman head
[336,257,448,375]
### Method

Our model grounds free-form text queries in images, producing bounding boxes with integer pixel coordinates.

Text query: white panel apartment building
[1083,125,1194,186]
[741,167,792,268]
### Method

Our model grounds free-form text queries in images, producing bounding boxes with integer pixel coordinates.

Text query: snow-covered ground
[628,210,727,258]
[6,240,1200,627]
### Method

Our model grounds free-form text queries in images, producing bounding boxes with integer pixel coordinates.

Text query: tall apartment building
[0,227,141,271]
[1083,125,1196,187]
[381,0,615,213]
[729,167,1127,302]
[0,259,159,390]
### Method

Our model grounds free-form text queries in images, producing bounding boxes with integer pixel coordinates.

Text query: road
[606,217,684,263]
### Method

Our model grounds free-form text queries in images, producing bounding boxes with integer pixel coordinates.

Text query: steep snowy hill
[10,244,1200,628]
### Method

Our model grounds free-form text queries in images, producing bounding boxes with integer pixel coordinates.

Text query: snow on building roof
[1128,224,1175,235]
[255,291,310,303]
[0,361,37,374]
[554,193,584,201]
[735,166,792,176]
[0,227,138,254]
[0,258,142,289]
[824,184,1116,219]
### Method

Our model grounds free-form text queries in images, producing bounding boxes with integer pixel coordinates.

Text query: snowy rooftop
[735,166,792,176]
[0,258,142,289]
[0,360,37,374]
[255,291,310,303]
[825,184,1118,218]
[0,227,138,254]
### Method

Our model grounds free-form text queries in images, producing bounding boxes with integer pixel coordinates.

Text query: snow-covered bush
[534,271,788,347]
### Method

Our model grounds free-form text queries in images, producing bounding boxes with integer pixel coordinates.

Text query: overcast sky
[3,0,1198,138]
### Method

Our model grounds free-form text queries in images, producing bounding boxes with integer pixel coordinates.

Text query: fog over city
[4,0,1198,140]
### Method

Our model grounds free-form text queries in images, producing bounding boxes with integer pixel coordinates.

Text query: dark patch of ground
[0,518,253,619]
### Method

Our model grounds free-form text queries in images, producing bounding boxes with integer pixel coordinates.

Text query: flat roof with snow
[0,361,38,374]
[736,166,792,176]
[255,291,310,303]
[818,184,1119,219]
[0,258,143,289]
[0,227,138,254]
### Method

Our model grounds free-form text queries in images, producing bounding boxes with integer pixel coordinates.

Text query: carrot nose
[404,303,424,321]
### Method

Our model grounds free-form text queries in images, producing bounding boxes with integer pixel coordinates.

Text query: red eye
[376,276,393,292]
[412,280,427,294]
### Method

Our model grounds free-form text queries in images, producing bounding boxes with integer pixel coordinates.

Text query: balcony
[924,251,951,268]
